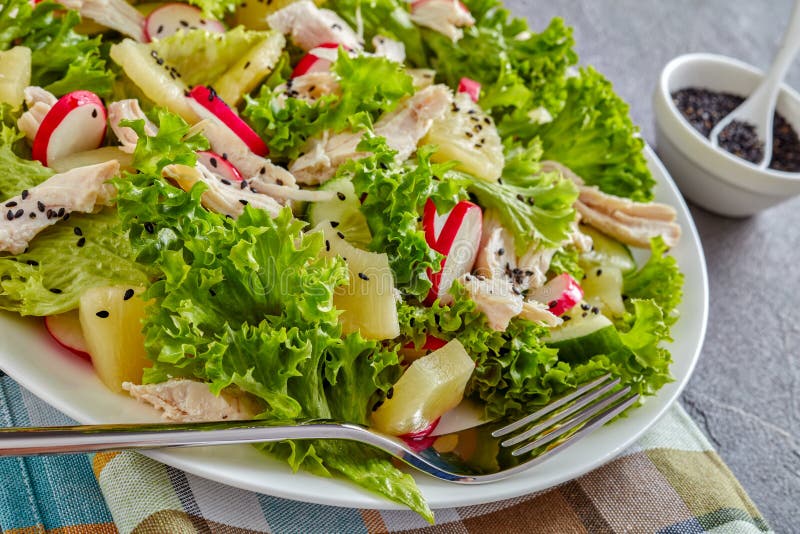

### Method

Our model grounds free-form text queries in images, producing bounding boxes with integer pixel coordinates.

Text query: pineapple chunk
[214,32,285,106]
[0,47,32,110]
[110,39,198,122]
[79,286,152,393]
[372,339,474,435]
[50,147,134,174]
[317,222,400,340]
[581,265,626,317]
[422,92,504,182]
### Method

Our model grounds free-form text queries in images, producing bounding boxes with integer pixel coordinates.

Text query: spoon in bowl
[709,0,800,168]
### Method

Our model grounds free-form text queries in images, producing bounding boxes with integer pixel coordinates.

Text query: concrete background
[508,1,800,529]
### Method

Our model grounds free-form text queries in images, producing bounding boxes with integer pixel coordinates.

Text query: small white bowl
[653,53,800,217]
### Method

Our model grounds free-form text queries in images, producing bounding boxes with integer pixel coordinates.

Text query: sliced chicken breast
[372,35,406,63]
[56,0,146,41]
[409,0,475,42]
[17,87,58,143]
[267,0,362,52]
[459,273,560,331]
[123,379,260,422]
[290,84,452,184]
[108,99,158,153]
[0,161,119,254]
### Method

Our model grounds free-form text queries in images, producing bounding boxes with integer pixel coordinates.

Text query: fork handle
[0,419,383,456]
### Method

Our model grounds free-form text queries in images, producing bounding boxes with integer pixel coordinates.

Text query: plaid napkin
[0,373,773,534]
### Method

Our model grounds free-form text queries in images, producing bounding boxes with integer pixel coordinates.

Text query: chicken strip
[267,0,362,52]
[274,71,341,107]
[163,163,283,219]
[108,99,158,153]
[409,0,475,42]
[57,0,146,41]
[17,87,57,143]
[540,160,681,248]
[290,84,452,184]
[123,379,261,422]
[372,35,406,63]
[459,273,560,331]
[0,161,118,254]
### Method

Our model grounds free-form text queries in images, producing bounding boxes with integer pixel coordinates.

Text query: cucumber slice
[307,178,371,248]
[580,226,636,274]
[545,312,621,364]
[582,265,625,318]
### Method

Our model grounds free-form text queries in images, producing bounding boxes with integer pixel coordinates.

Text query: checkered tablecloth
[0,373,772,533]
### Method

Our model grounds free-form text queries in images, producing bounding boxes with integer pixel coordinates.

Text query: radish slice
[197,150,243,182]
[529,273,584,316]
[143,3,225,42]
[423,199,483,305]
[401,335,447,361]
[457,77,481,102]
[291,42,342,78]
[399,417,440,452]
[45,312,90,358]
[187,86,268,157]
[32,91,107,167]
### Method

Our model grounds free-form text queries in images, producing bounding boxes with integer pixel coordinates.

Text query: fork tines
[492,374,640,458]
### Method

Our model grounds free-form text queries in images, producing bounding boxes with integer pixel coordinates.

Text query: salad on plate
[0,0,684,521]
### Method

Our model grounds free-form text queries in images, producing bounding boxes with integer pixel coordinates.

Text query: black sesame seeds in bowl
[654,53,800,217]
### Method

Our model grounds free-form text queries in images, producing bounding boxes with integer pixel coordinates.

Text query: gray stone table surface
[505,0,800,529]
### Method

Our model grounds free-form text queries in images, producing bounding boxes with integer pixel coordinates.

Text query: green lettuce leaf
[0,114,52,202]
[500,67,654,201]
[0,209,156,316]
[123,108,209,176]
[185,0,238,19]
[467,141,578,254]
[147,26,274,88]
[345,135,468,299]
[244,50,415,161]
[1,1,115,97]
[623,236,684,323]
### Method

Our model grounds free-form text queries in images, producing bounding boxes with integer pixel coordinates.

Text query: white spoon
[710,0,800,168]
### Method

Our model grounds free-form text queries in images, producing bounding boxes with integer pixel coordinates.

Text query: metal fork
[0,374,638,483]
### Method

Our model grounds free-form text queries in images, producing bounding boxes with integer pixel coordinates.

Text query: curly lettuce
[624,237,684,323]
[244,50,415,161]
[0,112,52,202]
[1,1,115,97]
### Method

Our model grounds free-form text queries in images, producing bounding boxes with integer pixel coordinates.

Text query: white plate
[0,147,708,510]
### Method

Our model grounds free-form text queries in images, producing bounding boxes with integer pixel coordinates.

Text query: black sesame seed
[92,109,98,118]
[580,303,590,311]
[244,61,251,69]
[250,187,258,193]
[497,248,505,256]
[336,231,345,239]
[330,221,340,228]
[358,272,370,281]
[372,400,384,411]
[57,207,65,218]
[259,167,266,174]
[150,50,158,59]
[337,192,346,201]
[4,201,16,208]
[157,24,164,34]
[240,181,248,189]
[276,179,283,185]
[29,212,35,219]
[386,387,394,399]
[209,157,218,168]
[26,260,38,266]
[96,310,109,318]
[123,288,135,301]
[144,222,155,234]
[6,211,13,221]
[221,179,231,186]
[179,20,189,27]
[62,213,69,221]
[49,288,62,294]
[21,190,28,200]
[591,306,600,314]
[222,153,228,160]
[209,288,217,297]
[325,239,330,252]
[484,117,491,124]
[563,315,571,321]
[37,201,45,212]
[239,199,248,205]
[596,269,602,276]
[74,227,82,236]
[76,237,86,248]
[332,23,342,30]
[582,312,588,318]
[548,300,557,309]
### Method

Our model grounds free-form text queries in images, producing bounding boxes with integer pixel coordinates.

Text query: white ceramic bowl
[654,53,800,217]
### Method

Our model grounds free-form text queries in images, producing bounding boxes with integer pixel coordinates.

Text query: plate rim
[0,145,709,511]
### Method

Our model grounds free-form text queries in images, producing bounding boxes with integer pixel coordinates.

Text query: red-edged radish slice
[187,86,268,157]
[45,311,90,358]
[529,273,584,316]
[291,42,342,78]
[423,199,483,305]
[457,77,481,102]
[399,417,440,452]
[197,150,244,182]
[32,91,106,167]
[143,3,225,42]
